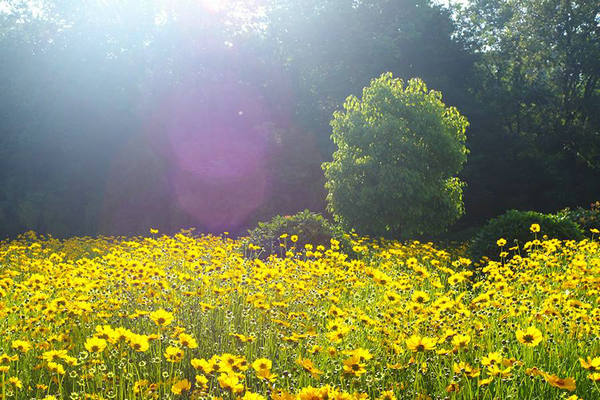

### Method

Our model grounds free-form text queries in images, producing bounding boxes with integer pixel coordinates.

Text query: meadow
[1,228,599,400]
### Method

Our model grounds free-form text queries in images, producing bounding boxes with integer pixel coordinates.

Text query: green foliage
[469,210,584,261]
[245,210,352,257]
[455,0,600,223]
[556,201,600,234]
[322,73,469,239]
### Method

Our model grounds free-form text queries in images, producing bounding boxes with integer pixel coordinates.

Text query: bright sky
[436,0,470,7]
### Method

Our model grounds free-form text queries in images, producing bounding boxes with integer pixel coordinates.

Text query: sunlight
[199,0,229,13]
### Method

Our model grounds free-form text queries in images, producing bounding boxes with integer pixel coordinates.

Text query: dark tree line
[0,0,598,238]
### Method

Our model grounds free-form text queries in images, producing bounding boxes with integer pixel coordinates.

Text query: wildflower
[171,379,191,395]
[297,358,323,379]
[446,382,460,393]
[11,340,31,353]
[8,376,22,389]
[178,333,198,349]
[196,374,209,389]
[149,309,174,327]
[406,335,436,352]
[378,391,396,400]
[252,357,272,373]
[516,326,543,347]
[342,348,373,362]
[291,235,298,243]
[482,352,503,366]
[47,361,65,375]
[128,334,150,352]
[343,355,367,376]
[588,372,600,382]
[579,357,600,371]
[451,334,471,350]
[217,372,244,393]
[478,377,493,386]
[164,346,184,362]
[488,364,512,377]
[530,223,541,233]
[242,392,267,400]
[0,354,18,364]
[543,374,576,391]
[411,291,430,303]
[453,362,480,378]
[84,337,107,353]
[496,238,507,246]
[133,380,149,394]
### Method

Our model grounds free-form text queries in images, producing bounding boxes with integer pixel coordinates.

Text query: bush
[556,201,600,234]
[322,73,469,239]
[245,210,352,258]
[469,210,584,261]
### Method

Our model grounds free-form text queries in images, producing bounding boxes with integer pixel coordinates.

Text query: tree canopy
[323,73,469,238]
[0,0,598,238]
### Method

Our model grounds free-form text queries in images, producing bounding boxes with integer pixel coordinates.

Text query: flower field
[1,230,600,400]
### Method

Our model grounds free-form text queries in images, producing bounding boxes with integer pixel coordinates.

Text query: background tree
[323,73,469,238]
[455,0,600,225]
[0,0,473,238]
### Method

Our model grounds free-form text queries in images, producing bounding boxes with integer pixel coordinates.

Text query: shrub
[469,210,584,261]
[322,73,469,239]
[556,201,600,234]
[245,210,352,258]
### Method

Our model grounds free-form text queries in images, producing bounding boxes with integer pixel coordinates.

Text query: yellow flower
[164,346,184,362]
[496,238,507,246]
[178,333,198,349]
[171,379,191,395]
[588,372,600,382]
[84,337,107,353]
[297,358,323,379]
[149,309,174,327]
[451,334,471,350]
[530,223,541,233]
[196,374,209,388]
[342,348,373,362]
[290,235,298,243]
[411,290,430,303]
[543,373,576,392]
[11,340,32,353]
[406,335,436,352]
[378,390,397,400]
[252,358,272,373]
[242,392,267,400]
[8,376,23,389]
[445,382,460,393]
[453,362,480,378]
[128,334,150,352]
[482,352,503,366]
[516,326,543,347]
[478,377,493,387]
[343,355,367,376]
[47,361,65,375]
[579,357,600,371]
[217,372,244,393]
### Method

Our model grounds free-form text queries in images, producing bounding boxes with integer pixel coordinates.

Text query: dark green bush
[469,210,584,261]
[245,210,353,258]
[556,201,600,234]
